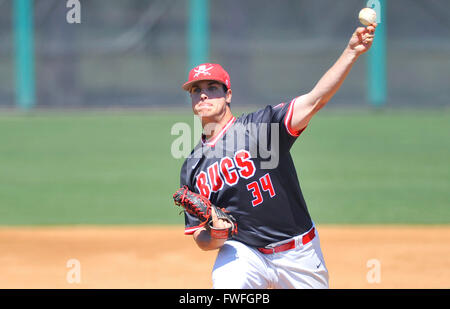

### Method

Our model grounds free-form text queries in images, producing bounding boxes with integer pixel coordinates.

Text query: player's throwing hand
[348,24,377,55]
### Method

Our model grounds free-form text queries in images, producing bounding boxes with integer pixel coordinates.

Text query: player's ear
[225,88,232,104]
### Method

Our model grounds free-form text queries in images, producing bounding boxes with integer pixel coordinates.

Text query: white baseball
[358,8,377,26]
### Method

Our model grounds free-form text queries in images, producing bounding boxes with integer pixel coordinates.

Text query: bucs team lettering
[195,150,276,207]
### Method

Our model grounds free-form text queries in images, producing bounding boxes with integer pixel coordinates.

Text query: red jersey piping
[284,97,306,137]
[202,116,237,147]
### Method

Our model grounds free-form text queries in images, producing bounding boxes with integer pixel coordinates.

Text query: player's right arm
[289,24,377,132]
[193,208,232,251]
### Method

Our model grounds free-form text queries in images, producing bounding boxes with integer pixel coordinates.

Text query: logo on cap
[193,65,214,78]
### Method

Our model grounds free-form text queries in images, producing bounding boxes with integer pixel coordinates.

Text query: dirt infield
[0,225,448,289]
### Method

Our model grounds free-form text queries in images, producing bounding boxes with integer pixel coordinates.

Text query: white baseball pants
[212,228,329,289]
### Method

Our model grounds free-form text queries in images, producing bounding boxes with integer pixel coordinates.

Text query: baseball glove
[173,186,237,239]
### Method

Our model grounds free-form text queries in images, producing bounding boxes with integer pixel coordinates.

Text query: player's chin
[196,107,214,117]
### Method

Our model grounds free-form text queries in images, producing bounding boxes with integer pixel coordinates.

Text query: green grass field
[0,107,449,225]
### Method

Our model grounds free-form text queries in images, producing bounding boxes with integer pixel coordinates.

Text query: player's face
[190,81,231,118]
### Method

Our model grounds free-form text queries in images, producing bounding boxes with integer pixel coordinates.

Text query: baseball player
[178,24,376,288]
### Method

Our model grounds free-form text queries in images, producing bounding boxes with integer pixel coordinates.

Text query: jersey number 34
[246,173,276,207]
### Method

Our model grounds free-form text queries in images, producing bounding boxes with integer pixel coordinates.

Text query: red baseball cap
[182,63,231,91]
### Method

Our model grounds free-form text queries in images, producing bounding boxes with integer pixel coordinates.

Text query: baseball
[358,7,377,26]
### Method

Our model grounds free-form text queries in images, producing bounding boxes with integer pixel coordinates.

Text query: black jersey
[179,97,313,248]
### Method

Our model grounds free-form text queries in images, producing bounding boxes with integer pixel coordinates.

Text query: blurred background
[0,0,449,109]
[0,0,449,225]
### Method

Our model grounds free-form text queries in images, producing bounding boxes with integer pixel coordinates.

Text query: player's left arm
[290,24,377,132]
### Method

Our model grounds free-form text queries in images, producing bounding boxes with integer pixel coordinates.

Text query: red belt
[257,227,316,254]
